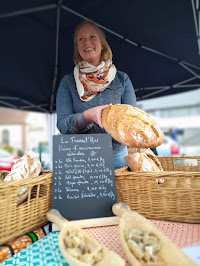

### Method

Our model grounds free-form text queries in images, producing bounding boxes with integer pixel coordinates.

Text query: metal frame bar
[138,87,171,100]
[179,62,200,79]
[197,0,199,9]
[137,83,200,100]
[173,76,197,87]
[135,71,200,100]
[50,0,63,113]
[0,5,56,19]
[192,0,200,54]
[174,84,200,88]
[0,100,17,108]
[0,96,49,112]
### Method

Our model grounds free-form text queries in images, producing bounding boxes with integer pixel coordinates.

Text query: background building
[138,89,200,155]
[0,107,28,154]
[0,107,48,155]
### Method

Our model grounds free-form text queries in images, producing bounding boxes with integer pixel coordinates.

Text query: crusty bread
[4,154,41,205]
[102,104,164,148]
[125,149,163,172]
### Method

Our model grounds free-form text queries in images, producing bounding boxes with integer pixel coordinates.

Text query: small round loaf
[102,104,164,148]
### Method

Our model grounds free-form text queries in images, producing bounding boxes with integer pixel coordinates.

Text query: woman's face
[77,24,103,66]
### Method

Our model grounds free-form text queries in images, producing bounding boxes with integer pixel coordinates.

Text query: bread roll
[4,154,41,205]
[102,104,164,148]
[125,150,163,172]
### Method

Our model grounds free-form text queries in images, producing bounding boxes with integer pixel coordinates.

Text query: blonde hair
[73,20,112,64]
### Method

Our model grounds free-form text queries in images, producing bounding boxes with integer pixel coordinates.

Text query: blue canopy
[0,0,199,113]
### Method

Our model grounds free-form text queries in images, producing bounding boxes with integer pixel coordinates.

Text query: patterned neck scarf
[74,59,117,101]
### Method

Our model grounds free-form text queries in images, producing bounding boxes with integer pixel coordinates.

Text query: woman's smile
[84,47,94,52]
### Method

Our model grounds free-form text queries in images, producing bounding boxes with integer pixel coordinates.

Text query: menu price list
[53,134,117,220]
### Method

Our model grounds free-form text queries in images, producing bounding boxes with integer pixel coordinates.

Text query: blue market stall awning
[0,0,199,113]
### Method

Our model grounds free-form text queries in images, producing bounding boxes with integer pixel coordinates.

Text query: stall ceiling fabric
[0,0,199,113]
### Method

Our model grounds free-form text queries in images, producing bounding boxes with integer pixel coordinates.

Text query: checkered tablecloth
[1,220,200,266]
[84,220,200,265]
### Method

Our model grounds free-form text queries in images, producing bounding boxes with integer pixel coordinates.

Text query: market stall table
[1,219,200,265]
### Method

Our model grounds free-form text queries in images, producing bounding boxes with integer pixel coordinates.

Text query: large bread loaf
[102,104,164,148]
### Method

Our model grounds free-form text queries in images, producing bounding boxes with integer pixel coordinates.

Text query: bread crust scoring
[102,104,164,148]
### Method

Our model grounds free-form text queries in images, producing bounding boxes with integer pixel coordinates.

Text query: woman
[56,20,137,169]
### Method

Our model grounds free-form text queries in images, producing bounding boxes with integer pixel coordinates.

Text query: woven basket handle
[112,202,131,217]
[47,209,68,230]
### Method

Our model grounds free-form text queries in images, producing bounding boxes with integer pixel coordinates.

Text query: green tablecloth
[1,232,69,266]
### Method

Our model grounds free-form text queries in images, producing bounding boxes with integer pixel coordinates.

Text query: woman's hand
[84,104,111,129]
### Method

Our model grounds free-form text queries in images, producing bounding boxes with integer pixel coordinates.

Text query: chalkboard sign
[53,134,117,221]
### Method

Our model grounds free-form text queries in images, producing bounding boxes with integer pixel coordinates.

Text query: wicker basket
[0,170,52,245]
[115,156,200,223]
